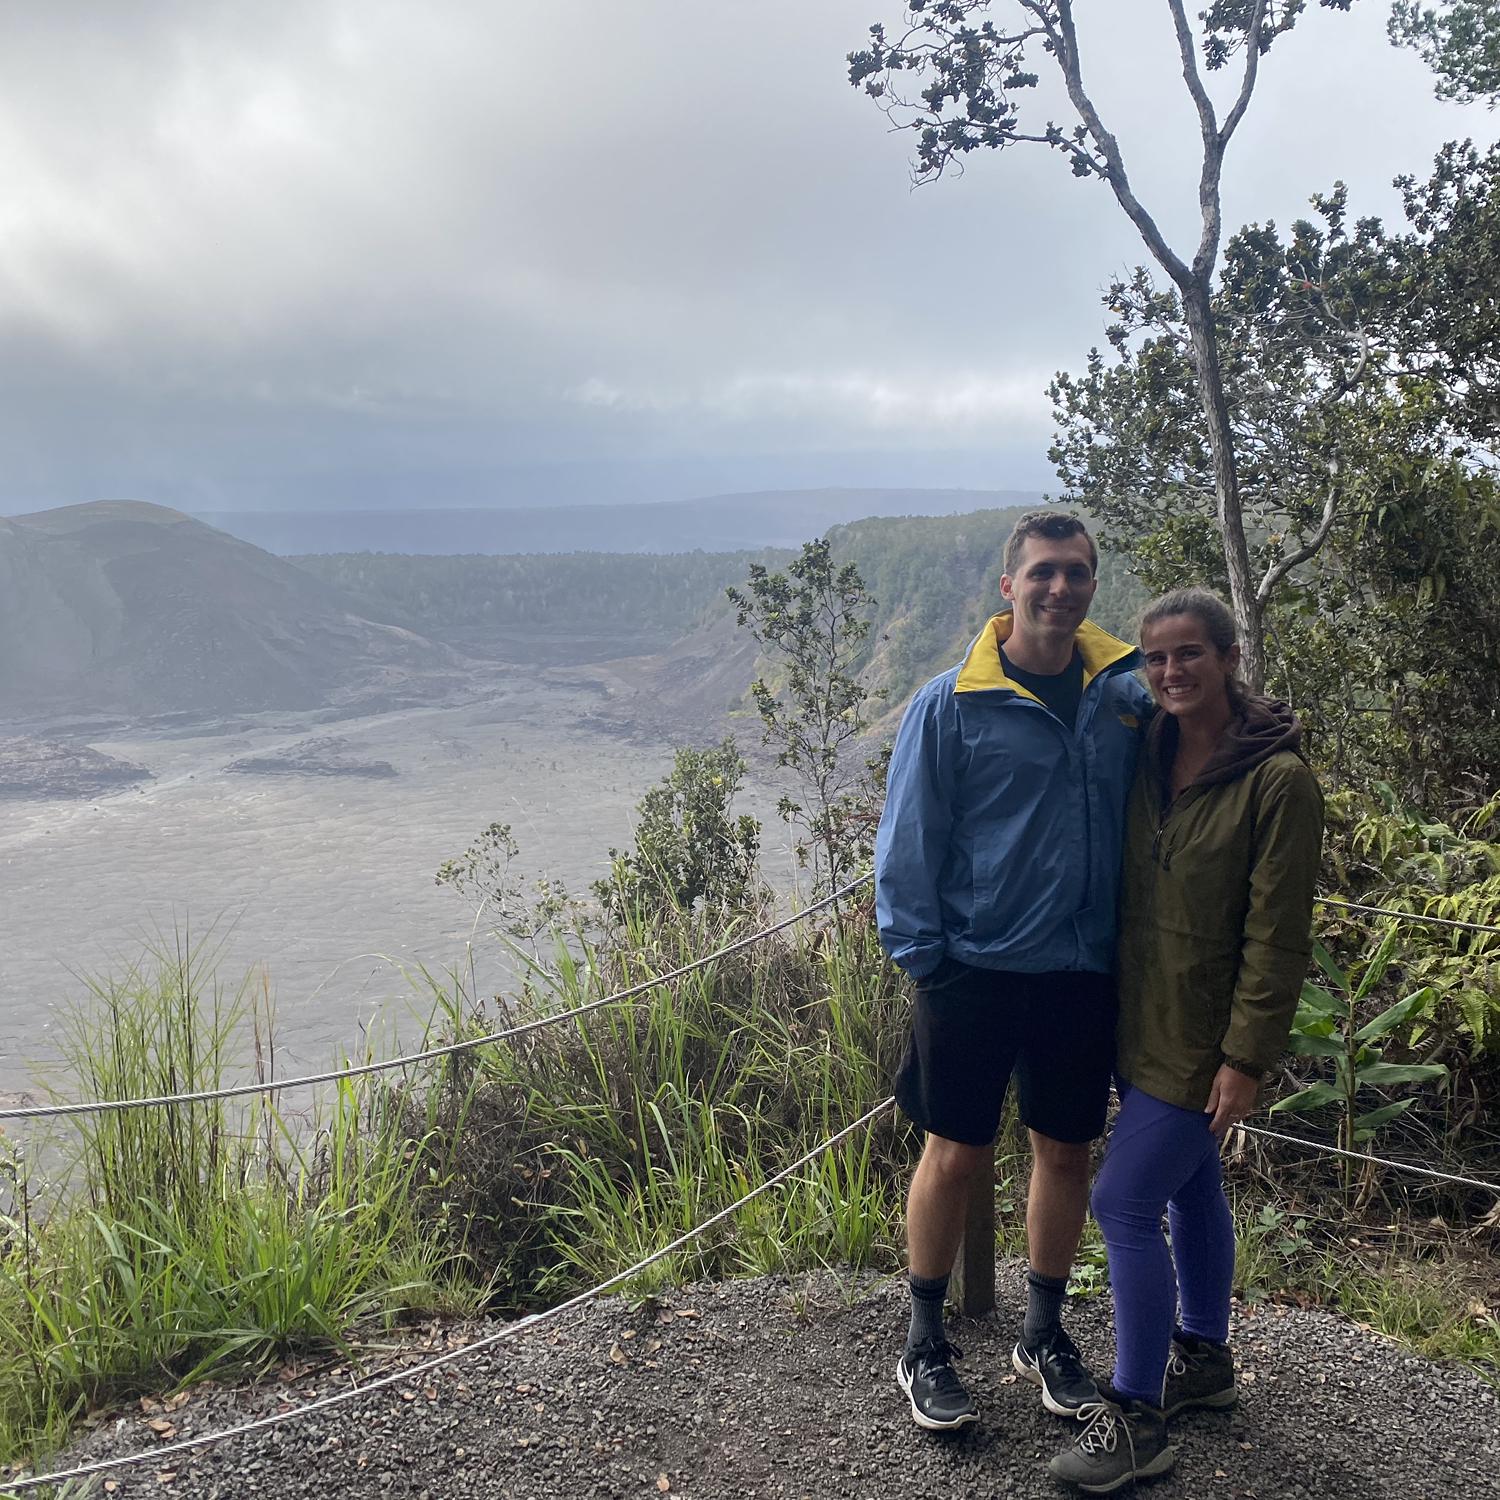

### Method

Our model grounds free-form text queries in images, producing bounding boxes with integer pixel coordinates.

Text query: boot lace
[1074,1400,1135,1465]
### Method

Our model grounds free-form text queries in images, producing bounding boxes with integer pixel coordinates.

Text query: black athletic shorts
[893,959,1118,1147]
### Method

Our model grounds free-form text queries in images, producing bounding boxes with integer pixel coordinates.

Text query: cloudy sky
[2,1,1494,513]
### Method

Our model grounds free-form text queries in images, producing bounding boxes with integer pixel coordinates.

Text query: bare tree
[849,0,1360,690]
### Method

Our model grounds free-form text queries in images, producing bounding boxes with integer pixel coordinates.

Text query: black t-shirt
[1001,646,1084,731]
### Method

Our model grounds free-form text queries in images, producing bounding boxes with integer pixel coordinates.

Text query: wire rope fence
[0,1097,898,1496]
[1235,1124,1500,1195]
[3,882,1496,1125]
[1314,895,1500,937]
[0,877,870,1123]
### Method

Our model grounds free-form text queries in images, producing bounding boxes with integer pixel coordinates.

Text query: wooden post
[949,1144,995,1317]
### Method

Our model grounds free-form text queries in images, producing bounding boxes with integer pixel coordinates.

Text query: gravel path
[18,1263,1499,1500]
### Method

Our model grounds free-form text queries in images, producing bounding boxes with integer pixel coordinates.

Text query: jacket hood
[955,613,1140,698]
[1147,694,1304,790]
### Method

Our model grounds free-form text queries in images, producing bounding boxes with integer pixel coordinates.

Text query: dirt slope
[0,502,467,721]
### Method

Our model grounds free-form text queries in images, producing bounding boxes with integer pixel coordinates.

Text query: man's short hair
[1002,509,1098,576]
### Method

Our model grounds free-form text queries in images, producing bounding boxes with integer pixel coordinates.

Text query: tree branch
[1256,475,1340,606]
[1220,0,1268,149]
[1053,0,1191,286]
[1168,0,1225,281]
[1169,0,1269,281]
[1167,0,1220,144]
[1016,0,1058,32]
[1008,130,1108,175]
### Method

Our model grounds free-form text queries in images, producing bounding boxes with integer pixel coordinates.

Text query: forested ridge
[291,547,794,658]
[290,506,1145,698]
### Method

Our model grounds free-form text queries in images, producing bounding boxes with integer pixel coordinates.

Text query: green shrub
[412,902,913,1310]
[594,739,763,926]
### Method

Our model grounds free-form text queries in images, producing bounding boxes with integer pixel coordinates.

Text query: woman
[1051,587,1324,1494]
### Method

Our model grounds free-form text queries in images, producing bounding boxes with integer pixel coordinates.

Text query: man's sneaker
[1012,1326,1101,1416]
[1163,1329,1236,1417]
[895,1337,978,1430]
[1049,1389,1176,1494]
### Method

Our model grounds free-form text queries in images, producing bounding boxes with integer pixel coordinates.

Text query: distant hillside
[198,487,1043,557]
[294,506,1146,722]
[547,507,1147,733]
[291,549,797,664]
[0,502,464,722]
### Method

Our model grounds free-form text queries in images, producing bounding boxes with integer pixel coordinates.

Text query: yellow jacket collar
[955,613,1138,697]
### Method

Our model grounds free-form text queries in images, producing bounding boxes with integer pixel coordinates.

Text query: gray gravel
[19,1263,1499,1500]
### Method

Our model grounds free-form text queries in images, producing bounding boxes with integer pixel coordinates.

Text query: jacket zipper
[1012,682,1103,914]
[1152,778,1189,870]
[999,666,1130,922]
[1152,806,1174,871]
[1154,782,1207,871]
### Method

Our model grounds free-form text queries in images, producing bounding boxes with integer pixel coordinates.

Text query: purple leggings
[1091,1085,1236,1405]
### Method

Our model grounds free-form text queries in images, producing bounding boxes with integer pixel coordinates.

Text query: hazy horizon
[8,456,1055,517]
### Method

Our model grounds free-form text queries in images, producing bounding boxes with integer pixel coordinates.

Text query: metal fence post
[949,1143,996,1317]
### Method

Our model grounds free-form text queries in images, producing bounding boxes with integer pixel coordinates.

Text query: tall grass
[412,899,913,1306]
[0,939,487,1467]
[0,899,918,1470]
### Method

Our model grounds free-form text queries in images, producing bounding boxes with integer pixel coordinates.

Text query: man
[875,509,1150,1432]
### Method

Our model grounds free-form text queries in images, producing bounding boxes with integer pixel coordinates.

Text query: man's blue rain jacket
[875,612,1150,979]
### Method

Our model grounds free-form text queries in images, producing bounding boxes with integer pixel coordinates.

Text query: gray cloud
[0,1,1493,511]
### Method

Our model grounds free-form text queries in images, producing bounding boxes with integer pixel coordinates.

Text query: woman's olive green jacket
[1115,697,1324,1112]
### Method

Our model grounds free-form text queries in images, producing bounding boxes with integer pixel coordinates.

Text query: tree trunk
[1180,279,1266,691]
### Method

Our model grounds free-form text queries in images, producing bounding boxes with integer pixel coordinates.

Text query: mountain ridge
[0,501,468,723]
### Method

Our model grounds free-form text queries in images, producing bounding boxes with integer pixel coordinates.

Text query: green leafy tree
[593,739,763,925]
[1390,0,1500,105]
[1046,144,1500,801]
[1389,140,1500,449]
[849,0,1360,690]
[727,539,884,892]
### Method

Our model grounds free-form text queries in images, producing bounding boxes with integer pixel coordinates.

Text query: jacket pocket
[1181,949,1238,1050]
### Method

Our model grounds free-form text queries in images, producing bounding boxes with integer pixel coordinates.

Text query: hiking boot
[1012,1325,1101,1416]
[1049,1389,1176,1494]
[895,1337,978,1430]
[1163,1329,1236,1417]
